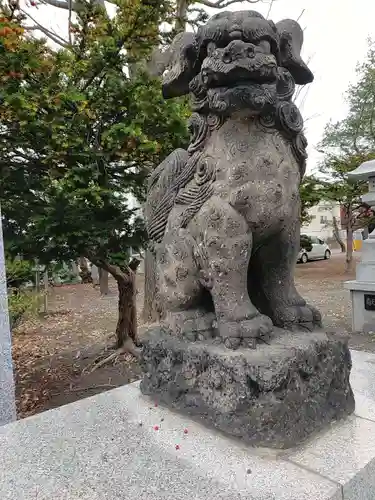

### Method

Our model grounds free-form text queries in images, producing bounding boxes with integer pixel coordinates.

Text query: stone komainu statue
[141,12,354,449]
[145,11,321,349]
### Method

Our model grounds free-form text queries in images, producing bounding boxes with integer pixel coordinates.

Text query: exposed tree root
[68,384,116,392]
[82,339,141,374]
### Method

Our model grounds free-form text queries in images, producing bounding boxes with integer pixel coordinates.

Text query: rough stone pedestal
[140,327,354,449]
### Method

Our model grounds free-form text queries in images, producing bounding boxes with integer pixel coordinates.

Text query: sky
[26,0,375,174]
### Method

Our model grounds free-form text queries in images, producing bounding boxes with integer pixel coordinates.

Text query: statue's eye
[215,34,232,49]
[258,40,271,53]
[247,46,255,58]
[222,51,232,64]
[207,42,216,57]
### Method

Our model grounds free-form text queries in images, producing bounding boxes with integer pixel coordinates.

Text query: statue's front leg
[198,198,273,349]
[249,220,322,331]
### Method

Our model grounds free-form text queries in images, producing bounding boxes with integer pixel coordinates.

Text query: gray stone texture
[141,327,354,449]
[145,11,321,350]
[0,208,16,425]
[143,10,354,449]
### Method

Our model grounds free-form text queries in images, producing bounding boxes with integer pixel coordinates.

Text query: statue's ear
[276,19,313,85]
[162,32,200,99]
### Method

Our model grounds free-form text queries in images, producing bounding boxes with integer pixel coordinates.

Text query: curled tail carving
[145,148,189,246]
[146,113,213,246]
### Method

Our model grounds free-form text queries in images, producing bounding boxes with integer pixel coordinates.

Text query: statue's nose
[229,29,242,40]
[223,40,256,61]
[227,39,252,50]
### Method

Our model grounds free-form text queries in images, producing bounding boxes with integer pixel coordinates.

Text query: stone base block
[140,327,355,449]
[345,280,375,333]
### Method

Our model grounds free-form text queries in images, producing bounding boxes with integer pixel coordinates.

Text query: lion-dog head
[162,11,313,116]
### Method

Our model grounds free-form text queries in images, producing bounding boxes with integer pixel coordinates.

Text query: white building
[301,202,343,241]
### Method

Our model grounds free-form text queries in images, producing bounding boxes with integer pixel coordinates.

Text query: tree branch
[84,250,140,284]
[23,25,69,48]
[370,83,375,141]
[68,0,73,44]
[39,0,77,10]
[21,8,70,48]
[81,5,143,91]
[296,8,305,22]
[266,0,274,19]
[352,87,372,153]
[40,0,106,11]
[196,0,262,7]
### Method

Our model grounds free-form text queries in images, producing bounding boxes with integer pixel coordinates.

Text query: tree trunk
[332,216,346,252]
[43,270,49,314]
[79,256,93,283]
[35,258,40,293]
[115,273,137,349]
[346,227,354,272]
[99,268,109,296]
[72,260,80,278]
[175,0,188,32]
[142,249,162,323]
[144,0,189,78]
[88,257,141,349]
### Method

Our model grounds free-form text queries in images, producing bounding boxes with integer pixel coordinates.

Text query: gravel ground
[295,252,375,350]
[296,273,352,333]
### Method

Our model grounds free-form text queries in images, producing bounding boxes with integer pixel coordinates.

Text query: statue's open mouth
[200,65,278,89]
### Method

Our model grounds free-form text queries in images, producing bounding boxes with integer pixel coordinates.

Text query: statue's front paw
[273,304,322,331]
[219,314,274,350]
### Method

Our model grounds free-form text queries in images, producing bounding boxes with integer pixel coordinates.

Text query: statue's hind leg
[249,219,322,331]
[156,229,216,341]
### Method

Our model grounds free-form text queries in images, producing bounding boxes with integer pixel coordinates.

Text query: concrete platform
[1,350,375,499]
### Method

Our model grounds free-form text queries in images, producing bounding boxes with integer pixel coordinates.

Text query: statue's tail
[145,148,189,245]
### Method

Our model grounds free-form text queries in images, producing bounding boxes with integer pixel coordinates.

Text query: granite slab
[351,349,375,420]
[288,415,375,500]
[287,349,375,499]
[1,350,375,499]
[0,381,342,500]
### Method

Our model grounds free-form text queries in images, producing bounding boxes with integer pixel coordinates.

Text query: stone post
[91,265,99,287]
[345,160,375,332]
[0,208,16,424]
[99,268,109,296]
[71,261,79,279]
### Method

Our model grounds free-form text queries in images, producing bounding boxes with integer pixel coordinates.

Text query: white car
[298,236,331,264]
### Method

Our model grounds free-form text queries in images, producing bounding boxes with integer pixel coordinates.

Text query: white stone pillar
[91,264,99,286]
[0,208,16,424]
[345,161,375,333]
